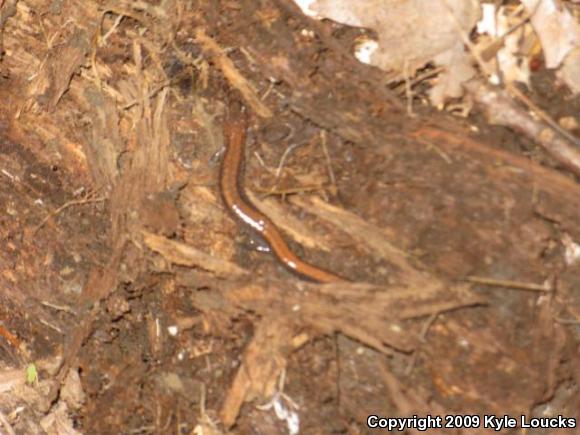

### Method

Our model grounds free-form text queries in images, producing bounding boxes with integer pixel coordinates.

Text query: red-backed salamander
[219,99,347,283]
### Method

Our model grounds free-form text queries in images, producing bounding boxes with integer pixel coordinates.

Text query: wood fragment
[191,279,484,355]
[141,230,248,277]
[291,196,418,277]
[195,28,272,119]
[220,317,292,428]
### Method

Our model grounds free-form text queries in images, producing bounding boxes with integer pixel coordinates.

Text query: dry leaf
[557,47,580,94]
[521,0,580,93]
[521,0,580,69]
[295,0,481,105]
[476,4,536,86]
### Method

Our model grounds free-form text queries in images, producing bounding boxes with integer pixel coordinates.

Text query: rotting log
[0,0,578,431]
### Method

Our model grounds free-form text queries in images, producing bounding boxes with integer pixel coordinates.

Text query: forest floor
[0,1,578,434]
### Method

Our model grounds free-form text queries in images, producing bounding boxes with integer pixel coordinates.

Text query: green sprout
[26,363,38,385]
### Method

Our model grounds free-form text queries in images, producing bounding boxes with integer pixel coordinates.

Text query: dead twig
[40,301,76,315]
[466,81,580,177]
[32,194,105,235]
[466,275,551,292]
[442,0,580,175]
[255,184,331,198]
[274,143,301,181]
[319,130,339,197]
